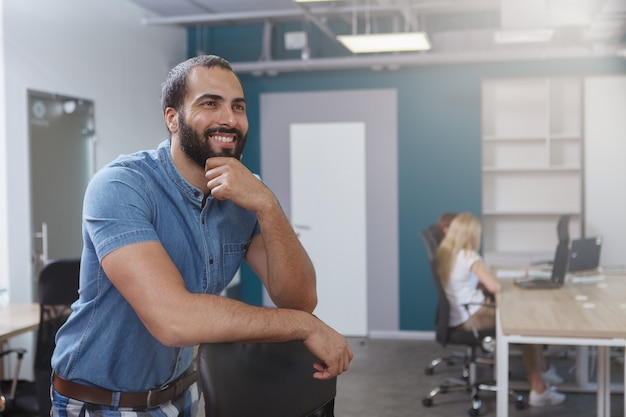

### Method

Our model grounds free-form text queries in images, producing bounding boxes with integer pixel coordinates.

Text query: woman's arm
[470,259,501,295]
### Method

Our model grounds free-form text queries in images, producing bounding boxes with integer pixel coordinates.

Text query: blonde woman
[436,212,566,407]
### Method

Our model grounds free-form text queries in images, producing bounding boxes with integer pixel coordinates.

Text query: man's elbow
[302,292,317,313]
[276,290,317,313]
[144,319,190,347]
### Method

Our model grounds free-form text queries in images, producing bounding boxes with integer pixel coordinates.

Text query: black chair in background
[420,227,467,376]
[1,258,79,417]
[198,341,336,417]
[421,259,524,416]
[0,348,38,416]
[420,225,439,263]
[34,258,80,417]
[557,214,571,243]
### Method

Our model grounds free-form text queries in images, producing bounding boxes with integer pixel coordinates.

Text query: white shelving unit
[481,77,583,266]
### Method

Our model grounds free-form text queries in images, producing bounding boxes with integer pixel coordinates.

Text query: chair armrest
[461,302,495,340]
[0,348,26,359]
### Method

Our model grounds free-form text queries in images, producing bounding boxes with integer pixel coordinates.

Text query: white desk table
[496,275,626,417]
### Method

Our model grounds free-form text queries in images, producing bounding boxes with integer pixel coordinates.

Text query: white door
[28,90,95,289]
[290,122,367,336]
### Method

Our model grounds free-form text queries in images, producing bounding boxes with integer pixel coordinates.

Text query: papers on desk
[568,274,605,284]
[496,269,552,279]
[601,267,626,275]
[496,270,527,279]
[497,269,606,284]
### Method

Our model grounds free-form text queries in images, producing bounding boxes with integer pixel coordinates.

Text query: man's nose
[218,106,236,126]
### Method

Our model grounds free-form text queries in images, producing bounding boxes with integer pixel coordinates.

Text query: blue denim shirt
[51,139,260,391]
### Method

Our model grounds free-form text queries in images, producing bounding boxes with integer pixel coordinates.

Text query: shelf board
[483,134,582,142]
[482,166,581,173]
[482,210,581,216]
[482,135,546,142]
[550,133,582,140]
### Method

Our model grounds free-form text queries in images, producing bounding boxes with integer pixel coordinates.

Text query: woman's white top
[444,249,484,327]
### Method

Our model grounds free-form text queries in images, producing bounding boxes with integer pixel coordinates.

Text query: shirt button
[209,257,214,265]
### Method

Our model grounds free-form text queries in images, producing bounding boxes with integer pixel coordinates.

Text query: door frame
[260,89,399,334]
[28,89,95,293]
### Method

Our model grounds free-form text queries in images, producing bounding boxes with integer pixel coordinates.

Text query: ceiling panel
[125,0,626,73]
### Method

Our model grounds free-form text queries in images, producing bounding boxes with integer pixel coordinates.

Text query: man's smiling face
[177,66,248,167]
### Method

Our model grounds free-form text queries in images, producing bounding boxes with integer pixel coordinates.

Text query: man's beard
[178,115,247,168]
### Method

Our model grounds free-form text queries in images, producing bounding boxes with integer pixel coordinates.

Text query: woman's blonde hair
[435,212,482,287]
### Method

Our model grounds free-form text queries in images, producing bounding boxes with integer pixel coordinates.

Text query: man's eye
[204,101,217,107]
[234,104,245,112]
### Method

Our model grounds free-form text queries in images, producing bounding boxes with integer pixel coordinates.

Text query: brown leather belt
[53,366,198,408]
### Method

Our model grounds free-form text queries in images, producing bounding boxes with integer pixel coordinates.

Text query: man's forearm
[256,200,317,311]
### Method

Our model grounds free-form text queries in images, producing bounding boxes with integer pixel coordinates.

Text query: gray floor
[334,337,625,417]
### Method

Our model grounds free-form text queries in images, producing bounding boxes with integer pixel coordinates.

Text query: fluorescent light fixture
[337,32,432,53]
[494,29,554,44]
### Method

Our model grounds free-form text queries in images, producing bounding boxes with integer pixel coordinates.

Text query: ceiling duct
[500,0,548,30]
[496,0,554,43]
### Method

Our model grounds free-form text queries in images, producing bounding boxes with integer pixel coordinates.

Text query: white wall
[0,0,186,301]
[584,75,626,268]
[0,4,7,293]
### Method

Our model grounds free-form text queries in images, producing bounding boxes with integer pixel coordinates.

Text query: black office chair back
[428,259,493,348]
[557,214,571,244]
[429,260,454,348]
[34,258,80,417]
[198,341,336,417]
[419,226,438,263]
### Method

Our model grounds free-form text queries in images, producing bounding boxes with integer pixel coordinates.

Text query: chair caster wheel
[515,399,526,410]
[422,398,433,407]
[468,407,480,416]
[424,367,434,375]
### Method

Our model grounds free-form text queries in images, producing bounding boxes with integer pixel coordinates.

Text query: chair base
[422,353,526,417]
[424,351,468,375]
[422,378,525,417]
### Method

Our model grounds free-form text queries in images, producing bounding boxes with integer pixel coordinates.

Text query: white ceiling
[125,0,626,73]
[127,0,306,15]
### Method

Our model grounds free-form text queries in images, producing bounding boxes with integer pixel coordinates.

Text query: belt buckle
[146,384,170,408]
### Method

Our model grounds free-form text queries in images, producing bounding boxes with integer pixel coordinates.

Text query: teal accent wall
[188,27,626,331]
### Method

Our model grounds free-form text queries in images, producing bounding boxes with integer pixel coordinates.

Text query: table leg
[576,346,589,388]
[596,346,610,417]
[496,311,509,417]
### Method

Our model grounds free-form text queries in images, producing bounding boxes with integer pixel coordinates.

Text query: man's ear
[165,107,179,133]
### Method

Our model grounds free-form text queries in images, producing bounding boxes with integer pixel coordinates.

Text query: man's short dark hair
[160,55,241,114]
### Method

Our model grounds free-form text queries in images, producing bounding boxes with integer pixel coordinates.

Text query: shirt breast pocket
[219,241,250,293]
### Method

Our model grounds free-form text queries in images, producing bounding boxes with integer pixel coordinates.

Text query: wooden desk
[0,303,40,378]
[0,303,40,342]
[496,275,626,417]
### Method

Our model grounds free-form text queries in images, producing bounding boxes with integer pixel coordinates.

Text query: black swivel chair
[420,226,467,376]
[34,258,80,417]
[198,341,336,417]
[1,258,79,417]
[557,214,571,244]
[0,348,38,416]
[421,259,524,416]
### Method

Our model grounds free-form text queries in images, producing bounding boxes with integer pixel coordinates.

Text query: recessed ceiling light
[337,32,432,53]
